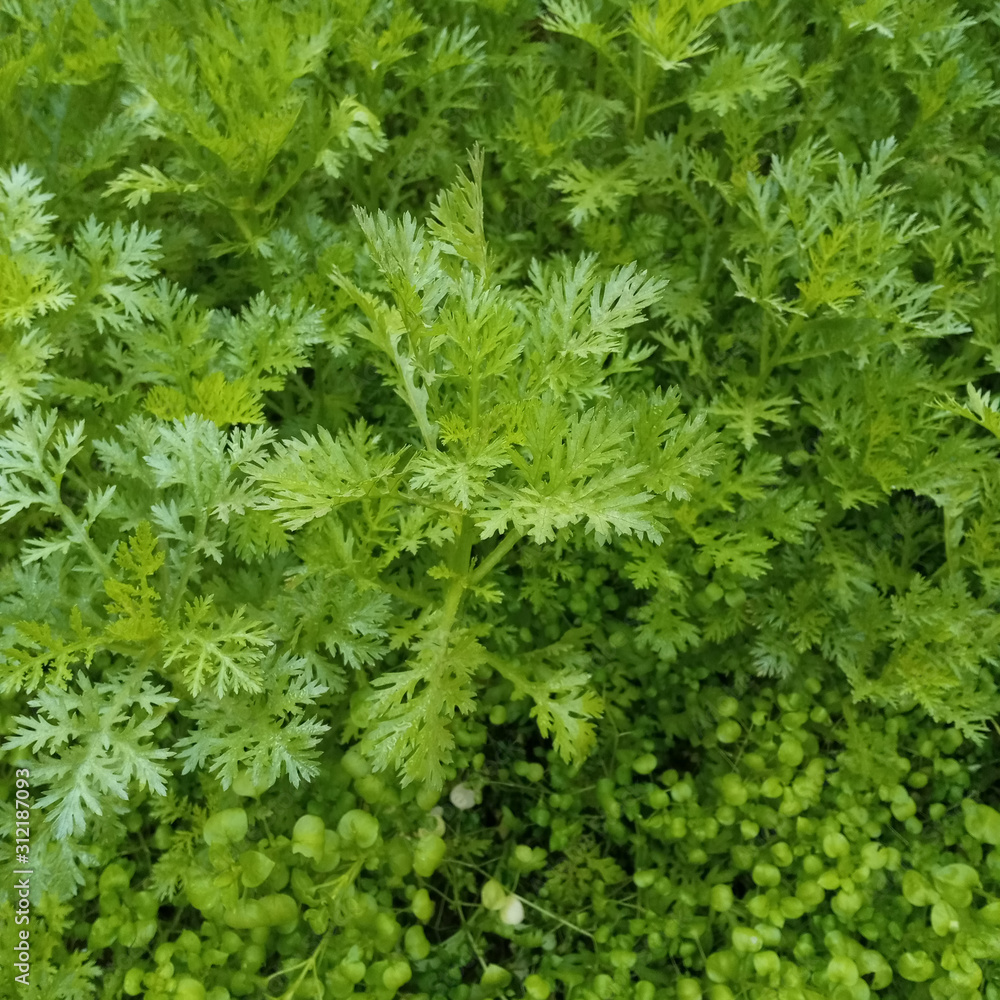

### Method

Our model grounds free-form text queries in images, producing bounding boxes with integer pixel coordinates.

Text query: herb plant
[1,1,1000,999]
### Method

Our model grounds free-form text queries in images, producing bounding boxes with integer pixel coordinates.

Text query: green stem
[314,858,364,896]
[632,38,648,140]
[257,158,310,215]
[699,229,715,286]
[943,507,959,577]
[757,326,771,387]
[58,503,113,578]
[230,209,256,245]
[376,577,432,608]
[268,935,329,1000]
[451,884,487,972]
[776,346,837,367]
[757,313,806,388]
[166,512,208,621]
[389,336,437,451]
[646,95,690,116]
[515,894,595,939]
[446,857,593,938]
[774,314,806,364]
[469,529,523,586]
[440,516,475,628]
[398,491,464,517]
[470,369,480,436]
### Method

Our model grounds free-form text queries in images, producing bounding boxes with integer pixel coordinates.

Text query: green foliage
[3,1,1000,999]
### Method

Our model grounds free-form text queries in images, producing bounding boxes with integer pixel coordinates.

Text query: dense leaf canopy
[2,2,1000,999]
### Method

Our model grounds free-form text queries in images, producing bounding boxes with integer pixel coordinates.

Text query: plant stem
[632,37,648,140]
[58,503,114,578]
[376,577,432,608]
[757,314,805,388]
[469,529,523,586]
[943,507,959,577]
[389,334,438,451]
[516,894,595,939]
[451,883,487,971]
[166,511,208,621]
